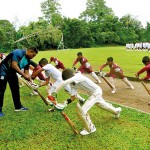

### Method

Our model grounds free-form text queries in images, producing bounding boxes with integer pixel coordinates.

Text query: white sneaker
[29,91,38,96]
[97,80,102,84]
[78,98,85,104]
[130,85,134,90]
[48,108,55,112]
[115,107,122,119]
[80,126,96,135]
[19,84,24,87]
[46,98,53,106]
[111,89,116,94]
[32,90,38,95]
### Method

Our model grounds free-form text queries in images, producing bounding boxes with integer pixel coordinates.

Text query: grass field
[0,47,150,150]
[33,46,149,77]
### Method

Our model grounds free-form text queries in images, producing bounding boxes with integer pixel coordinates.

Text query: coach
[0,47,38,117]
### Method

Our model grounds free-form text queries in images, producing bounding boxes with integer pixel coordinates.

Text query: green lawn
[0,47,150,150]
[33,46,148,77]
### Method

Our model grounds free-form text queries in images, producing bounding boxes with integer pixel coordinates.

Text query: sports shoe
[80,126,96,135]
[130,85,134,90]
[55,103,67,110]
[111,89,116,94]
[29,90,38,96]
[79,99,85,104]
[97,80,102,84]
[46,98,53,106]
[48,108,55,112]
[0,111,5,117]
[15,106,29,112]
[19,83,24,87]
[115,107,122,119]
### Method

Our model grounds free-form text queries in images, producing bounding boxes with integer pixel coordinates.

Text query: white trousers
[82,91,118,115]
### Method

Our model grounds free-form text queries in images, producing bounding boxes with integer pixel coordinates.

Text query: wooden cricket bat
[96,71,114,89]
[102,76,114,89]
[61,111,79,134]
[19,77,48,105]
[141,81,150,95]
[34,89,49,105]
[135,74,150,95]
[48,96,78,134]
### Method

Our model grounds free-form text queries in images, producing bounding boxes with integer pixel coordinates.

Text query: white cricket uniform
[55,73,118,113]
[43,64,71,94]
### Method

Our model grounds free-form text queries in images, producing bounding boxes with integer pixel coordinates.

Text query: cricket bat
[101,76,114,89]
[48,95,79,134]
[61,111,79,134]
[34,89,49,105]
[140,80,150,95]
[135,74,150,95]
[19,76,48,105]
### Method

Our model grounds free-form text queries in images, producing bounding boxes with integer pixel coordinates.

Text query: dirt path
[85,74,150,114]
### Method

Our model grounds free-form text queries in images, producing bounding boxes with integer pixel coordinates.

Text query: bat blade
[18,77,48,105]
[141,81,150,95]
[102,76,114,89]
[135,74,150,95]
[35,90,49,106]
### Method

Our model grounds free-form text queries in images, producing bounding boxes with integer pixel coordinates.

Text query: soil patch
[85,74,150,114]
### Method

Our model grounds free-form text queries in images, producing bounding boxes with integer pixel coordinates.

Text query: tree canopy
[0,0,149,51]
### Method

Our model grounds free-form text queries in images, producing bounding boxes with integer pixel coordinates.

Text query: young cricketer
[32,58,85,105]
[136,56,150,80]
[73,52,101,84]
[100,57,134,93]
[50,57,65,70]
[51,68,122,135]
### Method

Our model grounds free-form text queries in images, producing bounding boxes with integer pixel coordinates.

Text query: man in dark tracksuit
[0,47,38,117]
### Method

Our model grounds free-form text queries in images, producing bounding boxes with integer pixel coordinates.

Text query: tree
[118,14,143,44]
[0,20,16,51]
[16,18,62,50]
[41,0,63,27]
[79,0,113,22]
[62,18,95,48]
[144,23,150,42]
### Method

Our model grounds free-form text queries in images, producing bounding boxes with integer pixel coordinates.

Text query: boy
[0,47,38,117]
[136,56,150,80]
[32,58,85,105]
[100,57,134,93]
[29,60,46,95]
[50,57,65,70]
[50,68,122,135]
[30,60,45,81]
[72,52,101,84]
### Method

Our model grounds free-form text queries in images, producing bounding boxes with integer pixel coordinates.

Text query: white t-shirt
[43,64,62,81]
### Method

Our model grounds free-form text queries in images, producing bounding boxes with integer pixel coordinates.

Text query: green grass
[34,47,148,77]
[1,47,150,150]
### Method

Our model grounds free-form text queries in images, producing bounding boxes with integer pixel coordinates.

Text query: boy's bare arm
[39,78,50,87]
[31,68,44,79]
[136,66,148,77]
[99,63,108,71]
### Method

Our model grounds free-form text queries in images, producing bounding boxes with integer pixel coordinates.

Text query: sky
[0,0,149,28]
